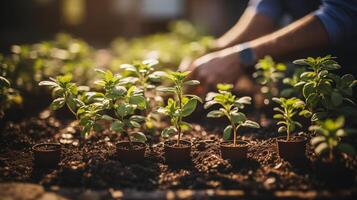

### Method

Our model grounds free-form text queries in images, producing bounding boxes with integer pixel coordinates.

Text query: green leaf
[231,112,246,124]
[129,95,146,109]
[314,143,329,155]
[204,100,218,109]
[130,115,146,123]
[93,123,103,132]
[310,136,325,145]
[38,80,57,87]
[338,143,356,155]
[161,127,177,138]
[306,93,319,108]
[102,114,114,121]
[132,132,147,142]
[293,59,309,65]
[303,82,315,98]
[186,94,203,103]
[207,110,224,118]
[278,126,287,133]
[184,80,200,86]
[111,120,124,132]
[217,83,233,91]
[129,120,141,128]
[331,92,343,106]
[223,125,232,140]
[242,120,260,128]
[273,114,284,119]
[156,86,176,93]
[181,98,197,117]
[235,96,252,105]
[50,98,65,110]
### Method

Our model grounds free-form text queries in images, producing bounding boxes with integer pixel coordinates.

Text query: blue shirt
[249,0,357,45]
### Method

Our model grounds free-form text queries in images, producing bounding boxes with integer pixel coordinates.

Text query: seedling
[39,75,84,118]
[120,59,166,130]
[253,56,286,104]
[0,75,22,118]
[94,69,148,148]
[205,84,260,146]
[39,75,100,137]
[272,97,310,141]
[157,71,201,146]
[309,117,356,161]
[293,56,357,121]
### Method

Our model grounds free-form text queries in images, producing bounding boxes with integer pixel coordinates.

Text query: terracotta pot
[32,143,61,168]
[164,140,191,164]
[220,140,249,161]
[116,141,146,163]
[276,136,307,161]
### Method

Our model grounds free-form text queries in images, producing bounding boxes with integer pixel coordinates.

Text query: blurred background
[0,0,249,52]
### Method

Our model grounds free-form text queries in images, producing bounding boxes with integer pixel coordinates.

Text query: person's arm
[214,0,281,50]
[189,14,329,91]
[251,14,329,62]
[214,8,276,50]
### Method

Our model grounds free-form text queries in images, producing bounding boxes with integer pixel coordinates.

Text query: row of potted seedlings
[33,56,357,169]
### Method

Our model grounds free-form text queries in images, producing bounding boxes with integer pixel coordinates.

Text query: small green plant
[280,67,305,98]
[0,75,22,118]
[157,71,201,146]
[309,117,356,161]
[253,56,286,104]
[293,56,357,121]
[120,59,166,130]
[205,84,260,146]
[272,97,310,141]
[39,74,84,118]
[93,69,148,147]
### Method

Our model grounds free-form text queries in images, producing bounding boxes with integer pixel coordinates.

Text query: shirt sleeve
[248,0,283,23]
[314,0,357,44]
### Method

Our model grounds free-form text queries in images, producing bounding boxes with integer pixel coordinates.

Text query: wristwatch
[234,43,257,66]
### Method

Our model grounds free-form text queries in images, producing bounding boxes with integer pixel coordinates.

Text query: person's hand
[184,47,244,94]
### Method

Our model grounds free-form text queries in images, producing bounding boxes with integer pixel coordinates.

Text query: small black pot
[276,136,307,162]
[32,143,61,168]
[164,140,191,164]
[116,141,146,163]
[220,140,248,161]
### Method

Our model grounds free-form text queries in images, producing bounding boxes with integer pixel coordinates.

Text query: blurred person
[184,0,357,94]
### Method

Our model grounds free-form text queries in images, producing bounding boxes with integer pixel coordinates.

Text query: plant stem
[233,123,237,147]
[176,84,183,146]
[126,131,133,150]
[286,123,290,141]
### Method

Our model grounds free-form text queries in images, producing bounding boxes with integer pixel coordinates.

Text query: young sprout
[94,69,148,148]
[157,71,201,146]
[39,74,84,118]
[272,97,310,141]
[253,56,286,104]
[120,59,166,130]
[293,55,357,121]
[205,84,260,146]
[309,117,356,161]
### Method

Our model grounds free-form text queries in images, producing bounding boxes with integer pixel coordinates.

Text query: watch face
[239,47,256,66]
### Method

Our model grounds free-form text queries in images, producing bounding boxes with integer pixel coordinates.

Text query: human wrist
[233,42,258,67]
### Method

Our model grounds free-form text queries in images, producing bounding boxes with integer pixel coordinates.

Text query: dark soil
[276,136,306,142]
[0,108,357,193]
[117,142,146,150]
[220,140,248,147]
[164,140,191,148]
[33,144,61,152]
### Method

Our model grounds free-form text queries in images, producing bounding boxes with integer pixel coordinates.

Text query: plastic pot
[220,140,249,161]
[32,143,61,168]
[116,141,146,163]
[164,140,191,164]
[276,136,307,161]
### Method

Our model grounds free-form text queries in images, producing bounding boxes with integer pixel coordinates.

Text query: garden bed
[1,109,356,199]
